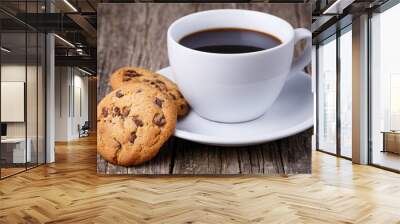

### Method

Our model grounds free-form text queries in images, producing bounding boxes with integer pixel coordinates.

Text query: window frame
[315,23,353,161]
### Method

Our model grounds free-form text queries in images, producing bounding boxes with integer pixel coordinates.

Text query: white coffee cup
[167,9,311,123]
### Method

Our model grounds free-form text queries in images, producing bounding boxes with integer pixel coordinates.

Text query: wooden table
[381,131,400,154]
[97,3,312,175]
[1,138,32,165]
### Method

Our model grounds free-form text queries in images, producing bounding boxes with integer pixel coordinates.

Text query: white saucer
[157,67,314,146]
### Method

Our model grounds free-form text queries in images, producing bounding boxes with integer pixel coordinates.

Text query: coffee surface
[179,28,281,54]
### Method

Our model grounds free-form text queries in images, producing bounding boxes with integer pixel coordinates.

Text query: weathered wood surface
[97,3,312,175]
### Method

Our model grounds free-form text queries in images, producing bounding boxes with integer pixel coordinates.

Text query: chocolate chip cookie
[97,83,177,166]
[109,67,189,118]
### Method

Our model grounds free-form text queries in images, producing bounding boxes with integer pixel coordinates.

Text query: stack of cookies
[97,67,190,166]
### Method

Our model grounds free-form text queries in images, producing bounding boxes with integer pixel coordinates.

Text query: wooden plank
[205,146,222,174]
[127,139,174,175]
[220,149,241,175]
[175,141,209,175]
[171,141,293,175]
[96,154,107,174]
[106,162,127,175]
[250,146,265,174]
[280,128,313,174]
[97,3,312,175]
[237,149,252,175]
[262,142,286,175]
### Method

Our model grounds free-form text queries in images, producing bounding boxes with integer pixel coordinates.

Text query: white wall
[54,67,89,141]
[55,66,69,141]
[71,72,89,138]
[1,64,38,138]
[1,65,27,140]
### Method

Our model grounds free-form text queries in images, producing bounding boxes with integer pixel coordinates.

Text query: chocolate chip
[115,90,124,98]
[154,97,163,108]
[135,120,144,127]
[136,89,142,93]
[124,70,141,78]
[153,113,166,127]
[133,116,144,127]
[122,77,131,82]
[113,106,121,117]
[149,80,167,91]
[129,132,137,144]
[155,79,164,84]
[150,83,164,91]
[169,93,177,100]
[122,106,130,117]
[102,107,109,117]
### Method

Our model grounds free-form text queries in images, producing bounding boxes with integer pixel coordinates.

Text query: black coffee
[179,28,282,54]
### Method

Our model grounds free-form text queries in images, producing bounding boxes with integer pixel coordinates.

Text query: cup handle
[287,28,312,80]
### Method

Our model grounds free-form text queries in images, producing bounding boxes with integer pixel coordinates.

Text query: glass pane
[340,29,352,158]
[371,3,400,171]
[1,30,27,177]
[27,31,38,169]
[318,37,337,154]
[26,0,39,169]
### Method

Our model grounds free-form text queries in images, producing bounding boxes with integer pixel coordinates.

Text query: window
[317,36,337,154]
[0,2,47,179]
[316,25,353,159]
[339,28,352,158]
[370,2,400,171]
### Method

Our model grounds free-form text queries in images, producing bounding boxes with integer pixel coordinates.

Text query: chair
[78,121,90,138]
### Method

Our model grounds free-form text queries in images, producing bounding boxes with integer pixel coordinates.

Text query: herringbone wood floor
[1,136,400,224]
